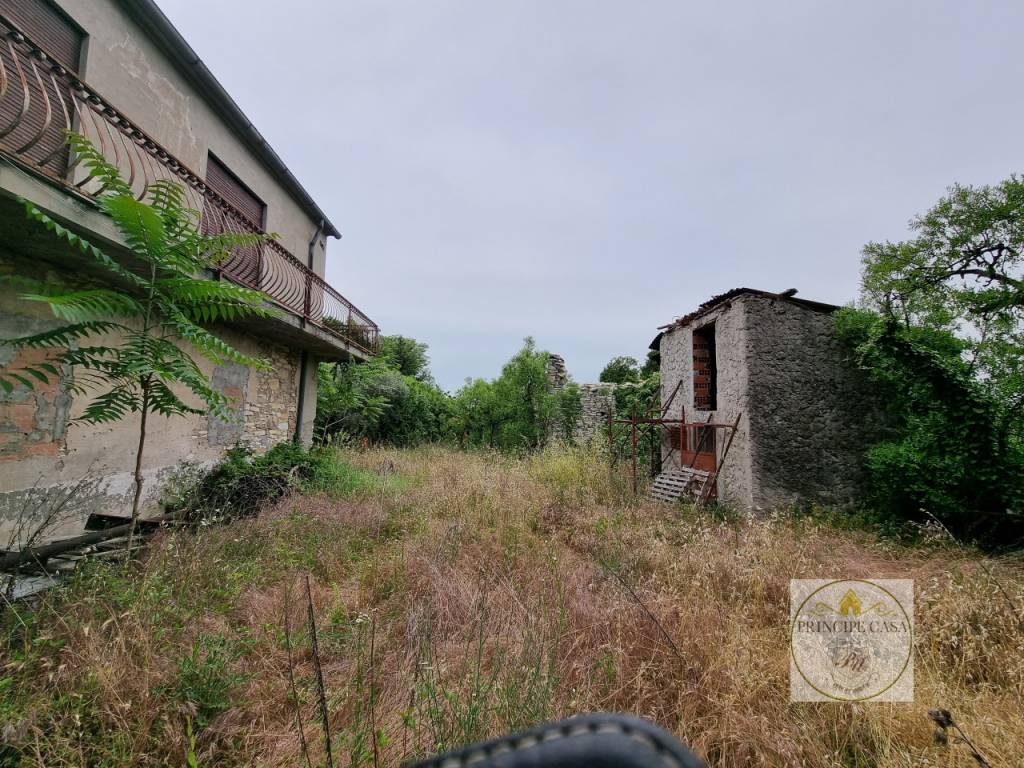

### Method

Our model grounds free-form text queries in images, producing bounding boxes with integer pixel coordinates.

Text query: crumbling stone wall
[545,353,616,443]
[575,384,616,442]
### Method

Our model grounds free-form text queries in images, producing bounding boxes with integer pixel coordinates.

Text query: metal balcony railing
[0,12,379,355]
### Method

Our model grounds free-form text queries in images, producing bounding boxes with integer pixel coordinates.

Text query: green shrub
[171,633,252,728]
[835,308,1024,545]
[167,442,378,523]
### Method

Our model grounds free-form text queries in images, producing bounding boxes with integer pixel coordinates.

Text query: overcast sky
[160,0,1023,391]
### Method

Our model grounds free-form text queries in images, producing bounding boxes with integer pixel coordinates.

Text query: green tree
[316,334,454,447]
[0,135,275,545]
[862,176,1024,409]
[450,338,564,451]
[852,175,1024,544]
[641,348,660,378]
[315,360,392,442]
[599,355,640,384]
[379,334,432,381]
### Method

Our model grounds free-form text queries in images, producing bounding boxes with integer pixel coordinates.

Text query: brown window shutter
[202,154,266,291]
[0,0,82,174]
[204,154,265,228]
[0,0,83,72]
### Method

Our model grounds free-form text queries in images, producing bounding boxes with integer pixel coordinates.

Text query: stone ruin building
[650,288,880,511]
[545,354,616,443]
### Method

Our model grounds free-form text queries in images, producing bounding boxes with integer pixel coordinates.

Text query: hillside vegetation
[2,446,1023,767]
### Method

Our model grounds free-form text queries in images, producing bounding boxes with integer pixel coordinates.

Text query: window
[202,154,266,289]
[0,0,84,174]
[0,0,84,72]
[692,323,717,411]
[203,153,266,228]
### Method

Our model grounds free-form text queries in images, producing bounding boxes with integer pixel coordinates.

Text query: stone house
[0,0,378,545]
[651,288,878,511]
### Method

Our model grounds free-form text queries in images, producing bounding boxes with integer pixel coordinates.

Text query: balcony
[0,12,379,356]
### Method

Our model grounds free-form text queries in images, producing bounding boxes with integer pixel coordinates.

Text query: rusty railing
[0,12,378,355]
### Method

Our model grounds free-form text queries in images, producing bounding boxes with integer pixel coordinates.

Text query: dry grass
[2,444,1022,767]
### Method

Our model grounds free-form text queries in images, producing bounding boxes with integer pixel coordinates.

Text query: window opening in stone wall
[693,323,717,411]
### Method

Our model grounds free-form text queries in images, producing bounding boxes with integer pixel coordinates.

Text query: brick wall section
[0,340,72,463]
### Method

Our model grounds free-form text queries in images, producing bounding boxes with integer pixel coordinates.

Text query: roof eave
[657,288,841,331]
[117,0,341,239]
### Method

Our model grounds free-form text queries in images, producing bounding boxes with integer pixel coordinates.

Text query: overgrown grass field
[2,446,1022,766]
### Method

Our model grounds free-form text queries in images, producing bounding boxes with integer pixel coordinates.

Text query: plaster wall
[55,0,329,274]
[659,301,754,508]
[0,256,303,548]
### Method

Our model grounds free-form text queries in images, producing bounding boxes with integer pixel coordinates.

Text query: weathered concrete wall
[741,295,878,510]
[56,0,329,273]
[659,301,755,507]
[0,253,304,548]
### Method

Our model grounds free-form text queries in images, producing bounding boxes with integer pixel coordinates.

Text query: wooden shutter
[204,154,265,227]
[202,154,266,290]
[0,0,83,174]
[0,0,82,72]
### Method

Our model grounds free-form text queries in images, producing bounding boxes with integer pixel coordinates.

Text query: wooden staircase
[649,467,714,504]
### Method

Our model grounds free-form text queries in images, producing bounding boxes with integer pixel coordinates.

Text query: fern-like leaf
[74,384,141,424]
[1,321,127,350]
[18,290,145,322]
[100,194,168,263]
[21,201,150,289]
[66,132,132,197]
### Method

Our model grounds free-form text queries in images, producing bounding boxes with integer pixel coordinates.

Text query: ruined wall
[575,384,616,443]
[545,354,615,443]
[741,295,879,510]
[0,256,301,547]
[659,301,755,508]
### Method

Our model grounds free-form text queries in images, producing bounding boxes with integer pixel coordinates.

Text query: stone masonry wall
[658,293,883,511]
[241,345,299,450]
[741,294,881,510]
[195,343,299,451]
[659,301,754,507]
[575,383,616,443]
[545,353,616,443]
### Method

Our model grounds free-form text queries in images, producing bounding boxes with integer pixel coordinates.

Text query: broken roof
[649,288,841,350]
